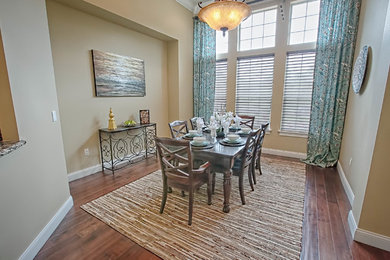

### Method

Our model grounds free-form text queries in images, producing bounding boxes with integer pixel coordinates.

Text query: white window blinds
[235,55,274,129]
[280,51,315,134]
[214,59,228,113]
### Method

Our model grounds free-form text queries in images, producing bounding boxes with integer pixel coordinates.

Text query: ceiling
[176,0,269,13]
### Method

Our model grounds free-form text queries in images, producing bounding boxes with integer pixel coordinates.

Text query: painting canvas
[92,50,145,97]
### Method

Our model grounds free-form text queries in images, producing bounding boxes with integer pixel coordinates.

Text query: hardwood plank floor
[35,156,390,259]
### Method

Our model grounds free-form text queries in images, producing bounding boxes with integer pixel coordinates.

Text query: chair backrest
[238,128,261,171]
[260,122,269,142]
[189,117,205,130]
[256,122,270,155]
[155,137,193,181]
[239,115,255,129]
[168,120,189,138]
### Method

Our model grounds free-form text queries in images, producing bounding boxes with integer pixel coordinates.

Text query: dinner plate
[229,126,241,132]
[184,133,202,138]
[190,141,209,147]
[219,139,245,147]
[237,130,251,136]
[223,137,242,144]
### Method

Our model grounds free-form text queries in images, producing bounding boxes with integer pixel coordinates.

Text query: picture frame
[91,50,146,97]
[139,109,150,124]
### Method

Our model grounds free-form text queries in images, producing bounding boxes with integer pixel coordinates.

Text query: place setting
[236,127,252,137]
[182,129,202,140]
[219,134,246,147]
[190,136,214,149]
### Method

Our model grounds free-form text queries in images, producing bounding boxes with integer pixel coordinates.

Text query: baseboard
[348,210,358,238]
[262,148,306,159]
[336,162,355,206]
[19,196,73,260]
[67,164,101,182]
[355,228,390,252]
[68,155,147,182]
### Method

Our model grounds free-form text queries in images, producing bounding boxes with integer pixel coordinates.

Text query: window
[239,8,277,51]
[235,55,274,129]
[289,0,320,45]
[214,59,228,112]
[214,0,320,140]
[216,31,228,54]
[280,51,315,134]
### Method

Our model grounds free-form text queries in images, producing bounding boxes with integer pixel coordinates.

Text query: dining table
[185,131,247,213]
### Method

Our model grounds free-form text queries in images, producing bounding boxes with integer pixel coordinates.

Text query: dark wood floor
[35,155,390,259]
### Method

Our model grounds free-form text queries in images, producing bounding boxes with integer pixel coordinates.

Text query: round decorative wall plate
[352,45,369,94]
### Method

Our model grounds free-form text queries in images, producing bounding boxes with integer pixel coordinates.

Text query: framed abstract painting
[92,50,146,97]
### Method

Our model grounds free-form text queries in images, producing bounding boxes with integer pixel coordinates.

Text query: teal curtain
[193,18,216,122]
[304,0,361,167]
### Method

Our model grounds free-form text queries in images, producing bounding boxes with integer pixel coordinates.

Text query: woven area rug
[81,156,306,259]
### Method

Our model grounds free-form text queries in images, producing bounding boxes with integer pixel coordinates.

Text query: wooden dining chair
[239,115,255,129]
[253,122,269,182]
[155,137,212,225]
[231,128,261,205]
[168,120,189,139]
[189,117,205,130]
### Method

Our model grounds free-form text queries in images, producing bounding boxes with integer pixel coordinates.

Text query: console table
[98,123,157,173]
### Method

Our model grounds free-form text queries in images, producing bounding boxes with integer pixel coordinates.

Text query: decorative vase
[108,108,117,130]
[216,128,225,138]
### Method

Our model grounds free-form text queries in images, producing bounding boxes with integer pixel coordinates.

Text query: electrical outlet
[349,158,353,166]
[84,148,90,156]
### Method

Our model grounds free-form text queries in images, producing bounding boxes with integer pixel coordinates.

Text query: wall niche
[0,29,19,142]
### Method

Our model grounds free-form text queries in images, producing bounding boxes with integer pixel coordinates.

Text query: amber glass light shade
[198,0,251,34]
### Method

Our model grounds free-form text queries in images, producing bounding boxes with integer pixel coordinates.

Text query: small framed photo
[139,109,150,124]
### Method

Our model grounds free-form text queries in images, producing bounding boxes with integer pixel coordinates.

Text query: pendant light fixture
[198,0,251,36]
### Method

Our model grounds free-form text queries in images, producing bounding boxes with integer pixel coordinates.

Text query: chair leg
[258,155,263,175]
[188,189,194,225]
[160,175,168,214]
[252,163,257,185]
[248,165,254,191]
[212,172,216,194]
[207,170,212,205]
[239,172,246,205]
[252,157,257,185]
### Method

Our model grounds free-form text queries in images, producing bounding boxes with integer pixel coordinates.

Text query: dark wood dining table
[189,133,246,213]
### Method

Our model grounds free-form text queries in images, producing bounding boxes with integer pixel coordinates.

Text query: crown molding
[176,0,196,11]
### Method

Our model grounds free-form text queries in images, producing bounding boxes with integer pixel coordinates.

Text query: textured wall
[0,31,19,141]
[47,1,170,173]
[0,0,71,259]
[339,0,390,228]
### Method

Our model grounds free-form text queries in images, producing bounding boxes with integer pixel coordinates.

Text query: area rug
[81,156,306,259]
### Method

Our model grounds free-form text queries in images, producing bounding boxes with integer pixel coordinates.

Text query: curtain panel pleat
[304,0,361,167]
[193,18,216,122]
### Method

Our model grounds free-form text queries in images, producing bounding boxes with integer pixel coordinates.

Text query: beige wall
[339,0,390,231]
[0,31,19,141]
[47,1,171,173]
[0,0,71,259]
[58,0,194,122]
[359,69,390,236]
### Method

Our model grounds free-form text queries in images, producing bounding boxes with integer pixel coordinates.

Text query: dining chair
[231,128,261,205]
[189,117,205,130]
[253,122,270,182]
[168,120,189,139]
[155,137,212,225]
[239,115,255,129]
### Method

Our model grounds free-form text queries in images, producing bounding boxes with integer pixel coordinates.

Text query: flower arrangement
[209,111,241,137]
